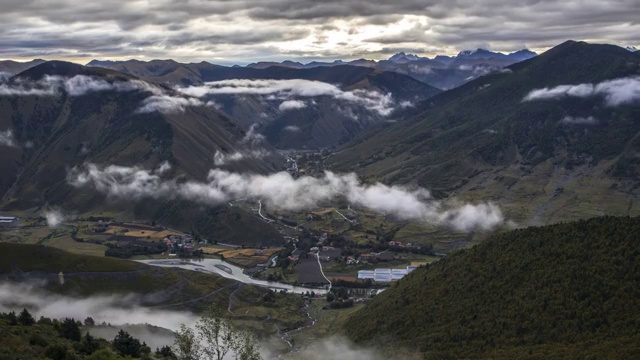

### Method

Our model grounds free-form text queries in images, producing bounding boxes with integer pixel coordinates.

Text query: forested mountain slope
[345,216,640,359]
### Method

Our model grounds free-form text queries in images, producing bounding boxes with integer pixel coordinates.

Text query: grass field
[0,243,143,273]
[0,223,109,257]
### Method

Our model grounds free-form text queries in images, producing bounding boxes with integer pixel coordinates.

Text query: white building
[358,266,417,282]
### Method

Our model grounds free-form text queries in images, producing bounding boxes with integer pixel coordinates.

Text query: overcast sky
[1,0,638,65]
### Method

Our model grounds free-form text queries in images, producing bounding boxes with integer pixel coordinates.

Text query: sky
[0,0,638,65]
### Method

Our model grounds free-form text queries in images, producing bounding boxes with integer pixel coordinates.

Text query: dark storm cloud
[0,0,637,62]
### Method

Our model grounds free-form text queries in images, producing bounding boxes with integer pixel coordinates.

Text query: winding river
[137,258,329,295]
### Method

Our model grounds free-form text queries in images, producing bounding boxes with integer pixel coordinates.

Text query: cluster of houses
[94,220,109,232]
[358,250,395,262]
[0,216,18,228]
[164,234,198,253]
[357,266,418,282]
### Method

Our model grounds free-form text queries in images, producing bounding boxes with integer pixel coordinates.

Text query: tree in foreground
[17,308,35,326]
[174,309,261,360]
[112,329,142,357]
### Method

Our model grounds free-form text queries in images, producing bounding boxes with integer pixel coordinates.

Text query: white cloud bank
[279,99,307,111]
[284,125,301,132]
[0,282,196,349]
[137,94,205,114]
[0,75,161,97]
[0,75,206,114]
[523,77,640,106]
[68,163,505,232]
[177,79,395,116]
[44,208,66,228]
[0,129,17,147]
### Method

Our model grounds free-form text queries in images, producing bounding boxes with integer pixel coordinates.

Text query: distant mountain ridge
[87,60,442,149]
[242,47,537,90]
[0,59,46,75]
[329,40,640,226]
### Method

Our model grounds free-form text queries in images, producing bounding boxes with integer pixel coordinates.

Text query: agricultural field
[0,223,108,257]
[296,258,329,285]
[202,246,282,268]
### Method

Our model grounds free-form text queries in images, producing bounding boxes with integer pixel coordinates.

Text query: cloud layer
[0,0,638,63]
[0,75,160,97]
[279,99,307,111]
[523,77,640,106]
[68,163,505,231]
[178,79,395,116]
[0,75,207,114]
[44,208,66,228]
[0,129,17,147]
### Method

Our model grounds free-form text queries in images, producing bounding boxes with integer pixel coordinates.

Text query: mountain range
[1,40,639,240]
[329,41,640,225]
[86,61,442,149]
[0,61,282,245]
[245,48,538,90]
[0,59,46,76]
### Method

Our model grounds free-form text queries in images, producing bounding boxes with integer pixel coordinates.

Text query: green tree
[60,318,81,341]
[174,309,262,360]
[77,332,101,355]
[196,309,236,360]
[156,345,177,359]
[174,324,201,360]
[6,311,17,325]
[17,308,35,326]
[112,329,141,357]
[86,349,122,360]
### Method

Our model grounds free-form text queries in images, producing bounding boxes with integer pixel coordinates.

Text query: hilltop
[330,41,640,225]
[344,216,640,358]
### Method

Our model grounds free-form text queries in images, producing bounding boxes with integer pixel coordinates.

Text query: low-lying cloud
[560,115,599,125]
[0,129,17,147]
[284,125,301,132]
[213,149,270,166]
[0,282,196,349]
[68,163,505,232]
[0,282,399,359]
[523,77,640,106]
[279,99,307,111]
[44,208,66,228]
[0,75,205,114]
[0,75,160,97]
[137,94,205,114]
[177,79,395,116]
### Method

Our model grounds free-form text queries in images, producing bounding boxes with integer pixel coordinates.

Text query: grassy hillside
[330,41,640,225]
[0,61,283,245]
[0,243,307,332]
[344,216,640,359]
[0,243,142,273]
